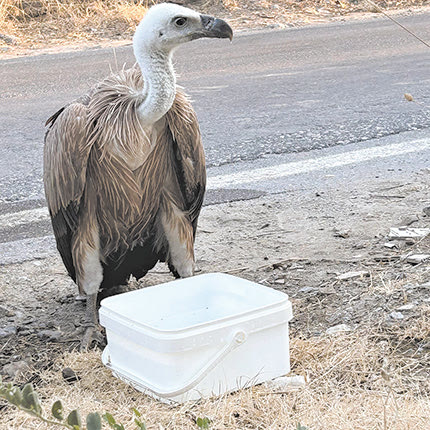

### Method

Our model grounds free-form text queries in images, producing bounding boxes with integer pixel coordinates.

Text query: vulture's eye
[174,17,187,27]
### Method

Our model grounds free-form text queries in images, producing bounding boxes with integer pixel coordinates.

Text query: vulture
[43,3,233,348]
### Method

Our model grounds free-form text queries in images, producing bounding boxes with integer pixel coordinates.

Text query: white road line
[207,138,430,189]
[1,138,429,231]
[0,206,50,229]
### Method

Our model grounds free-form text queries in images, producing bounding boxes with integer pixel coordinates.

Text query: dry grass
[214,0,430,29]
[3,321,430,429]
[2,0,430,55]
[0,0,149,49]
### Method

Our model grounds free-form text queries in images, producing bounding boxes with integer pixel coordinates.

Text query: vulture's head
[133,3,233,55]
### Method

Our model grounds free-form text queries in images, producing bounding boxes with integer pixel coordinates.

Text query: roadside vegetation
[3,320,430,428]
[1,0,430,55]
[0,0,148,51]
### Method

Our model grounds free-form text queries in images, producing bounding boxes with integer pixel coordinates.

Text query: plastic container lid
[99,273,292,352]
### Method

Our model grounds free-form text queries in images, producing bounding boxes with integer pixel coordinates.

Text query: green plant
[0,376,146,430]
[196,417,211,429]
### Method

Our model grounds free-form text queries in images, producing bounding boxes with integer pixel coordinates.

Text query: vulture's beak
[200,15,233,41]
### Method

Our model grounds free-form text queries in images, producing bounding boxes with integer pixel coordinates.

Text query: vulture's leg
[161,205,195,278]
[80,293,99,350]
[73,228,104,350]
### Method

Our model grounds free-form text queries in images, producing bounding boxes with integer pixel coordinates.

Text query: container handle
[102,330,247,399]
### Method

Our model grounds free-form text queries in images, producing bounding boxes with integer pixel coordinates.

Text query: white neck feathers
[134,47,176,127]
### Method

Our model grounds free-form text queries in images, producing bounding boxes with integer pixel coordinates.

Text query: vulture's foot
[80,324,105,352]
[168,260,194,278]
[80,293,105,351]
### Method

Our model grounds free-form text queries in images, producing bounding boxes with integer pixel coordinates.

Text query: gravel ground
[1,169,429,381]
[1,168,430,428]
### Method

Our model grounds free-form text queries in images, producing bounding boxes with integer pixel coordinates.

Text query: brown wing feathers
[165,92,206,234]
[44,67,206,283]
[44,103,92,280]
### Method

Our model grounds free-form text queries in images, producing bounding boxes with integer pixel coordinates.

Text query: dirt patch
[1,169,430,428]
[1,0,430,58]
[202,0,430,30]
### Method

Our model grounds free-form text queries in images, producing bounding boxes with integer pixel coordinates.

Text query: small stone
[18,329,34,336]
[21,316,36,325]
[404,254,430,265]
[326,324,352,335]
[333,229,350,238]
[264,375,306,391]
[0,34,17,45]
[397,303,415,311]
[0,305,15,318]
[418,282,430,288]
[373,255,401,262]
[298,286,316,293]
[389,311,404,320]
[399,215,419,226]
[0,326,17,338]
[14,310,24,319]
[388,227,430,239]
[62,367,80,383]
[37,329,62,341]
[384,242,397,249]
[274,278,285,285]
[353,242,366,250]
[336,271,369,281]
[2,360,30,378]
[423,207,430,217]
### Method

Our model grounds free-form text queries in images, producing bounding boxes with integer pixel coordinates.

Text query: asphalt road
[1,13,430,263]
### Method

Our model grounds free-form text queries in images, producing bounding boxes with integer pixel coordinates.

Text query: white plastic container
[99,273,293,403]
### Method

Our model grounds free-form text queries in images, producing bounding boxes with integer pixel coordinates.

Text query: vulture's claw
[79,292,105,351]
[80,324,105,352]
